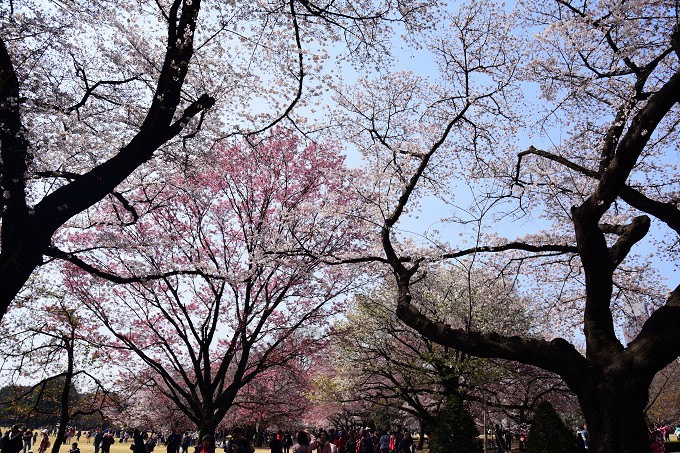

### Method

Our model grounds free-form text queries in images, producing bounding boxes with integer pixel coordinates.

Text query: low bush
[665,441,680,452]
[526,401,574,453]
[429,397,482,453]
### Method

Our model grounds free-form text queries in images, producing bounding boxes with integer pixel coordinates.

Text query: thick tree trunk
[0,250,41,315]
[0,231,48,319]
[198,415,218,438]
[578,371,652,453]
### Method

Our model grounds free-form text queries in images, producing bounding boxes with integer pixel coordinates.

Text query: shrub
[665,441,680,452]
[429,397,482,453]
[526,401,575,453]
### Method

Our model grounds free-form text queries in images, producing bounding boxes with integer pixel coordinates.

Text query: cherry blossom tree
[116,382,193,433]
[231,365,311,429]
[0,293,119,453]
[645,360,680,426]
[58,129,369,436]
[212,359,315,444]
[0,0,438,321]
[332,1,680,452]
[330,263,570,442]
[0,0,214,316]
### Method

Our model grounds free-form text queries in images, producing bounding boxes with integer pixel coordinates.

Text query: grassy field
[30,436,273,453]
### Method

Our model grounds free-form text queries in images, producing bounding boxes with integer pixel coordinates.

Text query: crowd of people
[1,421,679,453]
[649,424,680,453]
[260,427,416,453]
[0,427,416,453]
[490,421,680,453]
[0,425,54,453]
[182,427,419,453]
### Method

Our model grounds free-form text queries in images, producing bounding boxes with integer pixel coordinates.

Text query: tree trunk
[198,415,218,439]
[0,210,54,314]
[50,340,75,453]
[416,421,426,450]
[255,426,265,448]
[578,371,653,453]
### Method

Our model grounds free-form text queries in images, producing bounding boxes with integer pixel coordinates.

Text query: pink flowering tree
[116,380,194,433]
[230,364,313,429]
[215,357,316,444]
[58,129,369,436]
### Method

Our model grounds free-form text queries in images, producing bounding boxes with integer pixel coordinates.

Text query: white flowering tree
[333,1,680,452]
[0,0,214,316]
[330,262,538,433]
[0,0,436,320]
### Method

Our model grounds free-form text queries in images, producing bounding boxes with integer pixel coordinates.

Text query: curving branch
[0,0,216,319]
[608,216,650,267]
[45,246,221,284]
[394,299,590,392]
[517,146,680,235]
[246,0,306,137]
[626,285,680,373]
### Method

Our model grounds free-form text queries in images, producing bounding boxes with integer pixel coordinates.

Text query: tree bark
[577,371,653,453]
[0,0,214,321]
[50,338,75,453]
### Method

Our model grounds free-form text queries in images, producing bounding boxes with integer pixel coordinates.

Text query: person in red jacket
[194,435,215,453]
[100,431,115,453]
[332,432,346,453]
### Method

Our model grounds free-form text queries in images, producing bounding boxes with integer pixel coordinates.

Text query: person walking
[332,432,346,453]
[22,428,33,453]
[357,431,372,453]
[398,431,412,453]
[100,432,115,453]
[281,432,292,453]
[37,431,50,453]
[576,424,588,453]
[377,430,389,453]
[131,429,147,453]
[494,425,505,453]
[166,430,181,453]
[269,433,282,453]
[93,429,102,453]
[650,424,666,453]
